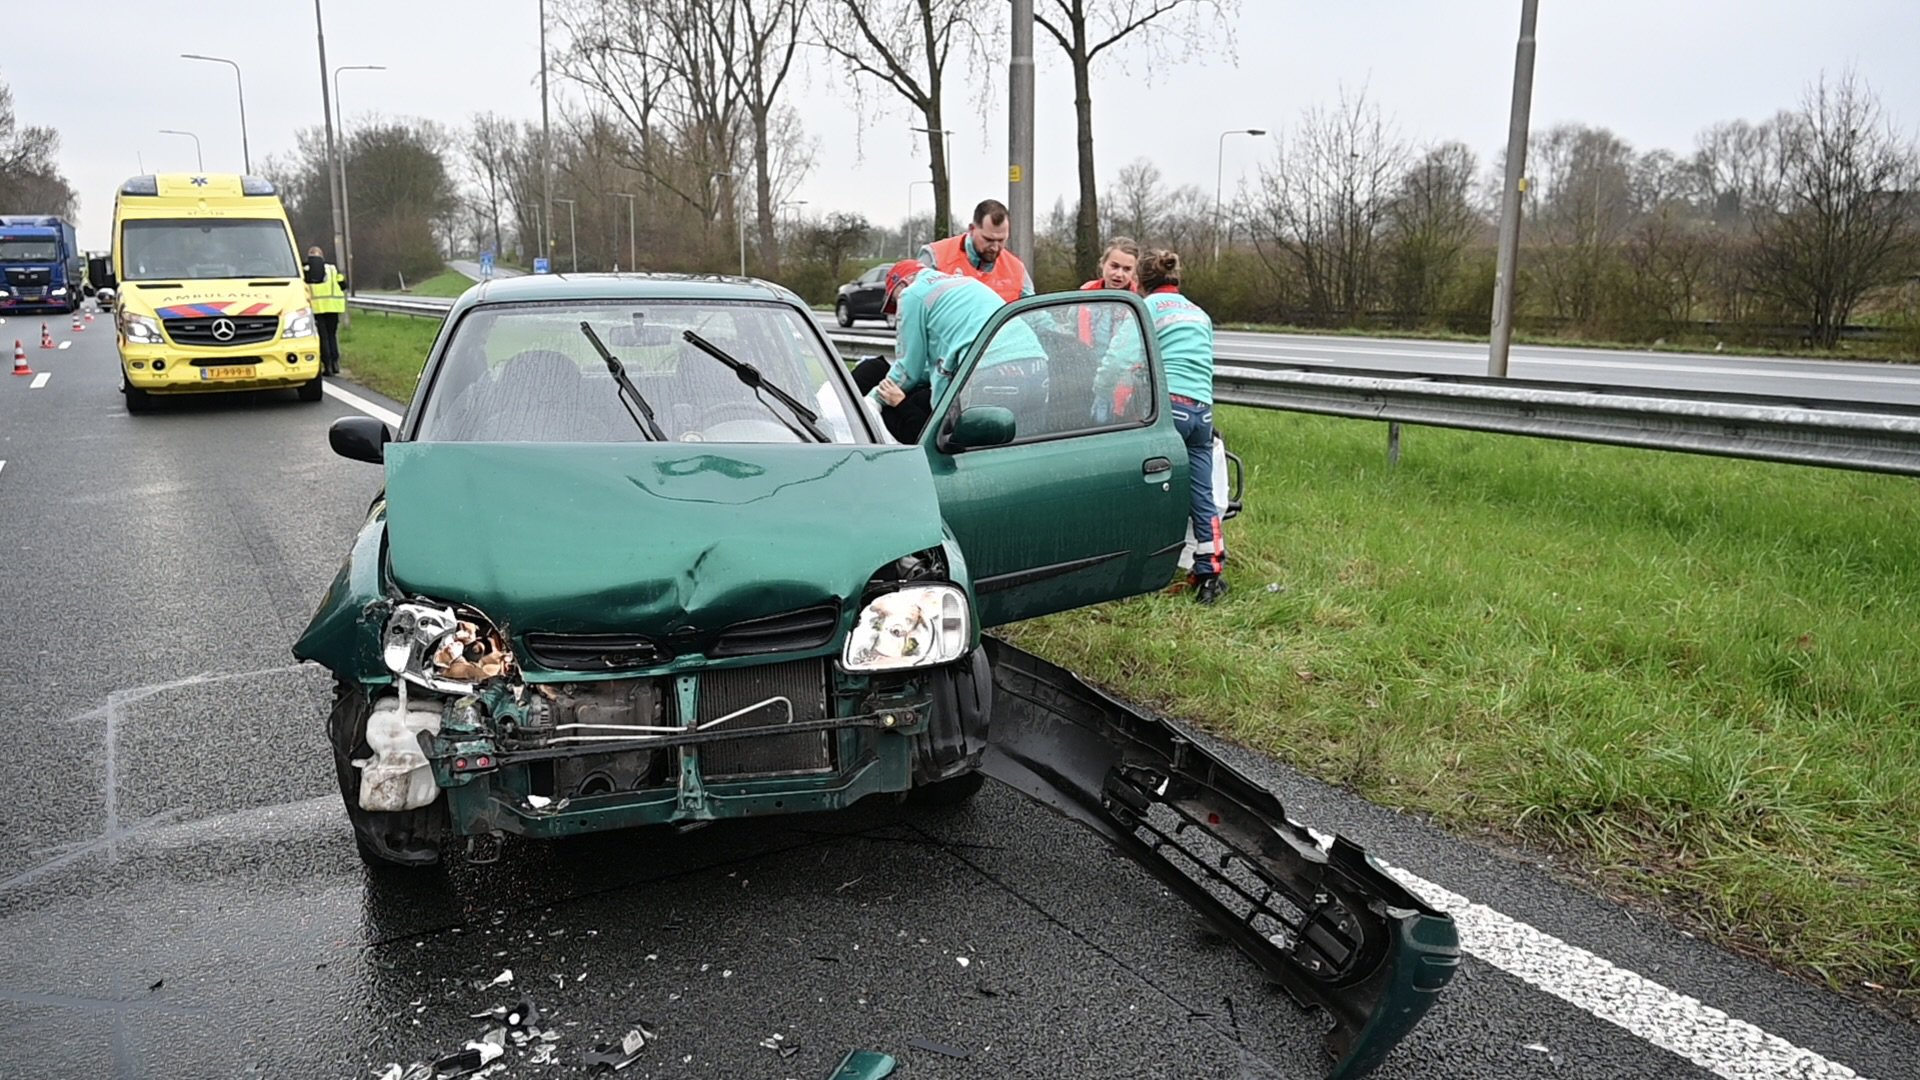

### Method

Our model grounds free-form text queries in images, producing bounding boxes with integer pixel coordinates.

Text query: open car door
[922,292,1189,627]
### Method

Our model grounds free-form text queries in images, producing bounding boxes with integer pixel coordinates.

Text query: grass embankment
[335,312,1920,1005]
[338,311,440,401]
[408,269,480,298]
[1008,409,1919,1008]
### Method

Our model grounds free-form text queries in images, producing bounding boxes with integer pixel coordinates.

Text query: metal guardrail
[349,294,1920,477]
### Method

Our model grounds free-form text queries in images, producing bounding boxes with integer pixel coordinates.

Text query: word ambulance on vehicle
[99,174,324,412]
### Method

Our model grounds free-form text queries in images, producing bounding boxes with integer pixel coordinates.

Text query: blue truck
[0,215,83,314]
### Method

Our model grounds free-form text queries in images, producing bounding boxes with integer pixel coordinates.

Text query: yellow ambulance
[105,173,323,412]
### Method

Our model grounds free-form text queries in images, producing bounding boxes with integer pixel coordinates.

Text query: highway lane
[3,313,1912,1077]
[832,318,1920,408]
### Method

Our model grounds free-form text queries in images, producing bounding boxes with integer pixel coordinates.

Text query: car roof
[460,272,807,311]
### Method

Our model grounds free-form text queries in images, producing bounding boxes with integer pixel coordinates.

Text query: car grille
[695,658,834,778]
[524,631,671,671]
[708,603,840,658]
[164,315,278,347]
[3,268,51,287]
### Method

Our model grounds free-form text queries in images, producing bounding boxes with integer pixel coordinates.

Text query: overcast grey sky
[10,1,1918,249]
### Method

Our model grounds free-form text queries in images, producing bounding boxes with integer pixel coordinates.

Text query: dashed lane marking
[310,387,1878,1080]
[321,379,402,426]
[30,372,49,389]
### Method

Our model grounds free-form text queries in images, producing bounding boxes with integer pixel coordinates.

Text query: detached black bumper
[982,639,1458,1080]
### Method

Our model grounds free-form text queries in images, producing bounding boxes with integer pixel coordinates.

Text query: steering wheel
[693,400,781,431]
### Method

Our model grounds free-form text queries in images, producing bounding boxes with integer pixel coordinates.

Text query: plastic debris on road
[823,1049,897,1080]
[905,1037,971,1060]
[581,1023,655,1071]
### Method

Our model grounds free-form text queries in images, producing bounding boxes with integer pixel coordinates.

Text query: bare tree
[1385,142,1481,321]
[466,113,520,258]
[806,211,872,281]
[1249,89,1405,324]
[813,0,989,241]
[1749,72,1918,346]
[1035,0,1239,280]
[0,80,76,216]
[727,0,809,275]
[1104,157,1166,241]
[1524,124,1635,326]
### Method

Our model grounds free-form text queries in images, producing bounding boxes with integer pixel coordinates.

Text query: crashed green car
[295,274,1190,866]
[295,275,1458,1080]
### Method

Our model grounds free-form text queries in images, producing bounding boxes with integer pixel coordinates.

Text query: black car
[834,262,895,327]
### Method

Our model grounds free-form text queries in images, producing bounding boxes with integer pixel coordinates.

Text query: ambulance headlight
[282,306,315,339]
[841,586,969,672]
[121,313,164,344]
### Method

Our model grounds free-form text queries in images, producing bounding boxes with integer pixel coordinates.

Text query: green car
[295,274,1189,867]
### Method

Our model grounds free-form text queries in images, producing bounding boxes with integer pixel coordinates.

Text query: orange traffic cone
[83,311,93,322]
[11,340,32,376]
[39,323,54,349]
[71,313,84,332]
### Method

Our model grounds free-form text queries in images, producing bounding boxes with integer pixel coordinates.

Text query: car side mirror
[938,406,1016,452]
[329,415,391,464]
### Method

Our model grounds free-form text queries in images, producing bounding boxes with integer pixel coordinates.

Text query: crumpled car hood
[382,441,945,652]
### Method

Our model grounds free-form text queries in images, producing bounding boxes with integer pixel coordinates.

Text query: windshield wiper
[680,329,831,443]
[579,321,667,441]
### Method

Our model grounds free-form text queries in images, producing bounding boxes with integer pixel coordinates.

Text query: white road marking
[56,341,71,350]
[1382,862,1867,1079]
[29,372,49,389]
[321,380,402,427]
[0,460,6,475]
[316,381,1875,1078]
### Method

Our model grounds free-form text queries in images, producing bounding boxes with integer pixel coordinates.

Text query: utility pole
[611,192,637,271]
[1007,0,1035,268]
[314,1,346,289]
[539,0,554,268]
[1488,0,1539,378]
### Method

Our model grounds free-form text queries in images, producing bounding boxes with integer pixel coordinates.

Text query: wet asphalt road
[0,313,1915,1079]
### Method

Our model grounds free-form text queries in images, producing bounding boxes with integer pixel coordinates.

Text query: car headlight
[121,312,164,344]
[50,286,67,296]
[841,585,969,672]
[384,600,517,692]
[282,306,315,339]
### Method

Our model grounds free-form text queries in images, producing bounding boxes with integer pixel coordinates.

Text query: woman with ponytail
[1137,249,1228,603]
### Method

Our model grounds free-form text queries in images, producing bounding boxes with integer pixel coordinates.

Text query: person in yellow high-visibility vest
[304,246,347,375]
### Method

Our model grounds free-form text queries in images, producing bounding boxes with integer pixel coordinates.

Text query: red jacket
[927,234,1027,303]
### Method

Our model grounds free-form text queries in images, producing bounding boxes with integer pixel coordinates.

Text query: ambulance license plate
[201,365,257,381]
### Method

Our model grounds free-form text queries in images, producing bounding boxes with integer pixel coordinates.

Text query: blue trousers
[1172,398,1225,574]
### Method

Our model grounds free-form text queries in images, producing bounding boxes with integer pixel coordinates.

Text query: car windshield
[119,218,299,281]
[414,299,874,445]
[0,239,59,262]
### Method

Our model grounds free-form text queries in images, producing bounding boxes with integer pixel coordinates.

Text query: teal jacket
[1144,287,1215,405]
[885,268,1039,403]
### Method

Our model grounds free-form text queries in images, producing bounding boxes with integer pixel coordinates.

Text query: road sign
[533,257,551,275]
[479,252,495,280]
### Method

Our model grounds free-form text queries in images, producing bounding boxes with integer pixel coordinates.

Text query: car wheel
[328,681,447,869]
[297,372,325,402]
[122,372,152,414]
[835,299,853,328]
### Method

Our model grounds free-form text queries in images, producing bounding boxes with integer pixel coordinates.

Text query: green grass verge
[330,312,1920,1005]
[409,270,481,299]
[338,311,440,402]
[1007,407,1919,1007]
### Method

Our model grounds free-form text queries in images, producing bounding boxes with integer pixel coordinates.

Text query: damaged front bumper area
[981,640,1457,1080]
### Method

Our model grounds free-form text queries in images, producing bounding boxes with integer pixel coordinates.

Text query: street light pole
[1488,0,1540,378]
[611,192,637,271]
[1213,128,1266,262]
[1008,0,1035,268]
[553,198,578,272]
[333,64,385,297]
[180,54,251,173]
[159,129,202,171]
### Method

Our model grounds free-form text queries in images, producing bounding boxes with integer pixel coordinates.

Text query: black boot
[1192,573,1229,605]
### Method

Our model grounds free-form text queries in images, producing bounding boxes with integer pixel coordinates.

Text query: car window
[414,299,871,445]
[860,264,887,284]
[948,297,1156,444]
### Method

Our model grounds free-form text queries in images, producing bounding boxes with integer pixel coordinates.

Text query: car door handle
[1142,457,1172,476]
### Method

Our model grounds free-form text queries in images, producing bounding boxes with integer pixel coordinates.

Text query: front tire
[297,372,324,402]
[121,371,153,414]
[328,682,447,868]
[835,299,853,328]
